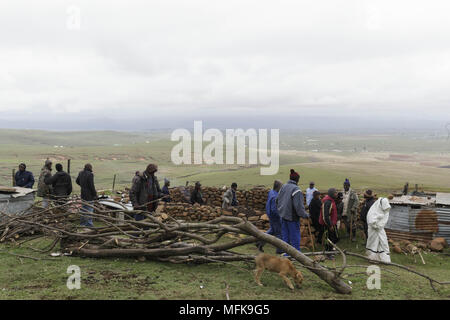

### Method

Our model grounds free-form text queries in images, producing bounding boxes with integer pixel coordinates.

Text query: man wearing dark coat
[130,164,162,221]
[15,163,35,188]
[76,163,97,227]
[47,163,72,203]
[360,190,376,242]
[190,182,204,205]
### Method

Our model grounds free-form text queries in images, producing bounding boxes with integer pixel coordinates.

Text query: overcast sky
[1,0,450,130]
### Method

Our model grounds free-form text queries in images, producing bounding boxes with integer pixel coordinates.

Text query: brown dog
[254,253,304,290]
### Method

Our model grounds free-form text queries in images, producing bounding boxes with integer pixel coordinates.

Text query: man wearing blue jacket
[277,169,309,252]
[15,163,35,188]
[256,180,283,254]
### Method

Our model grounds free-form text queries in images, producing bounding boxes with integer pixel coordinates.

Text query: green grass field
[1,129,450,300]
[0,236,449,300]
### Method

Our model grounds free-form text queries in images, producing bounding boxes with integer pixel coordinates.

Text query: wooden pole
[67,159,71,175]
[12,169,16,187]
[306,218,315,252]
[112,174,117,193]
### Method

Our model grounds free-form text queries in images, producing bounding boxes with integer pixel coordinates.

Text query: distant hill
[0,129,166,147]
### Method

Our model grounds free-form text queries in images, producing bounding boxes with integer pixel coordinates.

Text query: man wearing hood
[47,163,72,203]
[276,169,309,252]
[319,188,339,255]
[130,164,162,221]
[15,163,35,189]
[37,159,53,208]
[366,197,392,263]
[342,178,359,241]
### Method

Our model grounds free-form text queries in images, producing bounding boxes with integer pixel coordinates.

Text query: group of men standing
[255,170,381,259]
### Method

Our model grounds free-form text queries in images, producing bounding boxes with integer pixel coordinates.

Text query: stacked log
[168,186,270,210]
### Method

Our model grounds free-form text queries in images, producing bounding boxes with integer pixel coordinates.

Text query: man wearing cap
[342,178,359,241]
[15,163,35,188]
[37,159,53,208]
[360,190,376,241]
[276,169,309,253]
[306,182,318,207]
[190,182,204,205]
[130,164,162,221]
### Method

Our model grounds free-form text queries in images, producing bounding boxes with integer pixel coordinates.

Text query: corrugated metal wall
[386,205,450,243]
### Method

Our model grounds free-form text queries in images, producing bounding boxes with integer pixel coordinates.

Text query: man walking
[48,163,72,204]
[76,164,97,227]
[277,169,309,253]
[342,179,359,241]
[37,159,53,208]
[256,180,283,254]
[306,182,318,207]
[15,163,35,188]
[222,183,239,210]
[130,164,162,221]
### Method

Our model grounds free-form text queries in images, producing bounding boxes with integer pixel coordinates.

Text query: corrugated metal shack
[386,193,450,243]
[0,186,36,216]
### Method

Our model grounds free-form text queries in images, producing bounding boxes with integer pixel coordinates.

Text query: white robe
[366,198,391,263]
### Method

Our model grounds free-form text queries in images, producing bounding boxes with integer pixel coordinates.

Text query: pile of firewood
[161,202,270,230]
[168,186,270,210]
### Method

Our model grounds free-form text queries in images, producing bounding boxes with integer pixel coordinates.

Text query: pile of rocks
[390,237,448,254]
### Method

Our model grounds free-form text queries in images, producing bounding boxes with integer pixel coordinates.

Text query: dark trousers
[325,226,339,251]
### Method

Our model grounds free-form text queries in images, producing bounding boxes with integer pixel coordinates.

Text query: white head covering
[367,197,391,229]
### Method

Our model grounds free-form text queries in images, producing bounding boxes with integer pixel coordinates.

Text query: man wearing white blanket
[366,197,392,263]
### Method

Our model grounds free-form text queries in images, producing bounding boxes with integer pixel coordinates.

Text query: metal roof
[389,195,435,206]
[436,193,450,206]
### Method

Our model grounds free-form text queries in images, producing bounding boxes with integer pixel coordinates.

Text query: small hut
[386,193,450,243]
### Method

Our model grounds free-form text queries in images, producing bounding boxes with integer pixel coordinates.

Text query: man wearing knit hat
[276,169,309,253]
[342,178,359,241]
